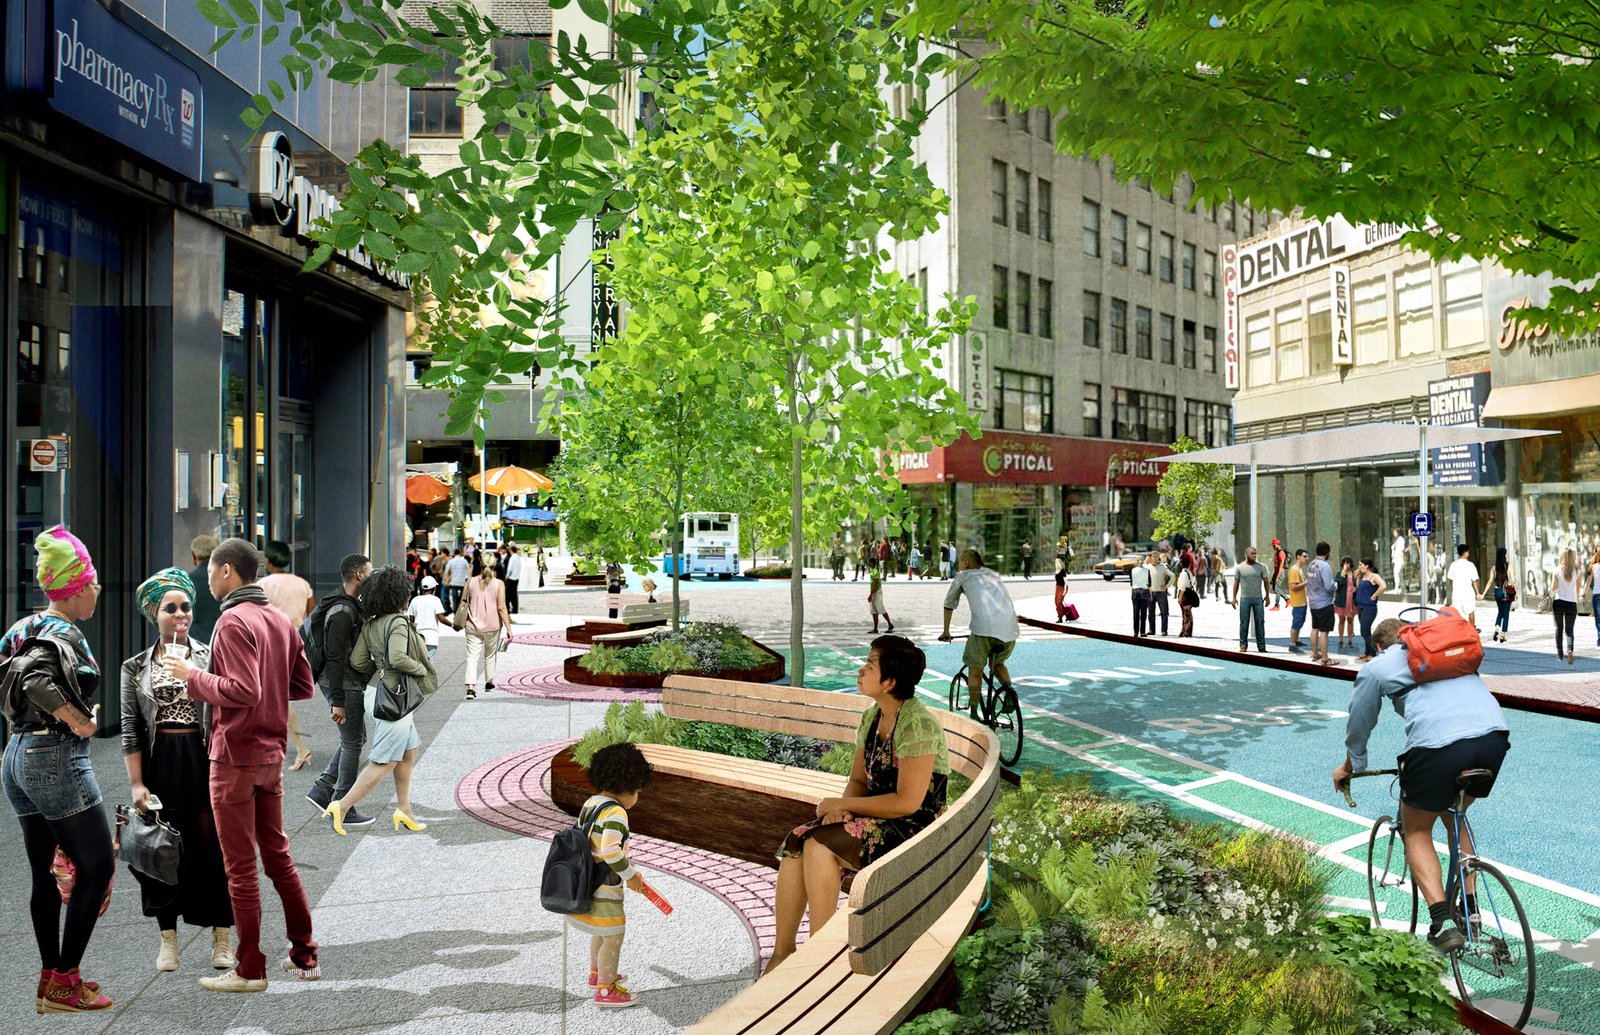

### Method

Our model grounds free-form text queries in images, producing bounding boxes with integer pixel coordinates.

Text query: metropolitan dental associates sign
[1220,217,1406,390]
[46,0,203,182]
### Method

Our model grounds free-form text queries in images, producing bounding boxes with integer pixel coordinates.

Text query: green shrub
[817,742,855,776]
[677,721,768,760]
[1313,913,1461,1034]
[578,643,624,675]
[571,701,682,768]
[646,638,697,672]
[745,565,792,577]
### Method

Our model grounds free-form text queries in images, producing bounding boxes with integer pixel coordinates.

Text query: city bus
[661,512,740,578]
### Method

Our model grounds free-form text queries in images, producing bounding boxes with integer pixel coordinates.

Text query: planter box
[549,745,815,868]
[563,638,786,688]
[745,571,806,580]
[563,573,607,586]
[564,619,667,646]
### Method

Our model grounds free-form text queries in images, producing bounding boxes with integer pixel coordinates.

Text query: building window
[1110,211,1128,265]
[917,267,929,317]
[1222,201,1236,232]
[489,37,545,135]
[1135,306,1153,359]
[1019,107,1032,136]
[1246,312,1272,387]
[409,50,462,137]
[1112,388,1176,443]
[1135,222,1152,274]
[1396,263,1435,356]
[1036,178,1052,241]
[1182,242,1197,290]
[1202,250,1217,297]
[1184,400,1232,447]
[989,96,1007,123]
[1110,298,1128,354]
[1082,382,1102,438]
[1308,292,1333,375]
[1082,199,1101,256]
[996,368,1054,433]
[1016,272,1033,334]
[1355,276,1390,365]
[1202,325,1217,373]
[991,161,1008,226]
[1275,301,1305,380]
[1082,290,1100,348]
[1036,107,1053,141]
[1443,259,1484,349]
[1014,171,1031,234]
[1038,278,1054,339]
[1159,313,1176,364]
[1182,320,1197,368]
[1159,232,1175,283]
[992,265,1010,328]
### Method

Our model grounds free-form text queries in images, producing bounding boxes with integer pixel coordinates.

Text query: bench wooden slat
[664,691,867,732]
[638,744,846,801]
[665,675,871,710]
[687,912,851,1034]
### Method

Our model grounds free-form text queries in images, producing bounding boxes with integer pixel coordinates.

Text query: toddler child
[570,743,653,1008]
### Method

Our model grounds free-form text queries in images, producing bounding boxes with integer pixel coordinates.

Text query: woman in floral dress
[767,635,949,975]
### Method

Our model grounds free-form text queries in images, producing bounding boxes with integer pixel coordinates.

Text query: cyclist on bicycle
[938,549,1018,717]
[1333,617,1510,953]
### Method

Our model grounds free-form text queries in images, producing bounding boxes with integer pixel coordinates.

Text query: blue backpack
[540,798,621,914]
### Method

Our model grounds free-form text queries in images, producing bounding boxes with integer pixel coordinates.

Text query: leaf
[196,0,238,31]
[577,0,609,23]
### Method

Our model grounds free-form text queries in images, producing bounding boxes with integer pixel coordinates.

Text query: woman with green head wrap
[120,567,235,976]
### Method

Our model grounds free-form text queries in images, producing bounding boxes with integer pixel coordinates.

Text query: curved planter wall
[563,639,786,688]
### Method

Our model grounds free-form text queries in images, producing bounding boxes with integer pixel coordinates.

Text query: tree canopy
[1151,436,1236,547]
[902,0,1600,322]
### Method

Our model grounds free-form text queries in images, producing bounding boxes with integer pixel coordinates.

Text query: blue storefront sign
[1428,373,1500,487]
[44,0,203,181]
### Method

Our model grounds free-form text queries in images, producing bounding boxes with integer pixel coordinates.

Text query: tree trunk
[672,464,685,632]
[788,357,806,687]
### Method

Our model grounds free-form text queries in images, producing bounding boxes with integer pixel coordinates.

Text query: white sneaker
[211,928,236,970]
[156,931,180,973]
[199,969,267,993]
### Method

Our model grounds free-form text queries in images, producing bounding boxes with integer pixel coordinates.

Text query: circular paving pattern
[495,664,662,704]
[508,629,585,649]
[455,740,778,971]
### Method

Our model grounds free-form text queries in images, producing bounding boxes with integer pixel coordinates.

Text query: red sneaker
[589,969,628,987]
[34,970,101,1015]
[594,982,638,1008]
[40,971,113,1012]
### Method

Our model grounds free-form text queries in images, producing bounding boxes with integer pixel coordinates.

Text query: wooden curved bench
[659,675,1001,1035]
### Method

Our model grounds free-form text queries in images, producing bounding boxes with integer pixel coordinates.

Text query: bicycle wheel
[1452,859,1535,1030]
[991,681,1024,768]
[1365,816,1417,933]
[949,668,968,713]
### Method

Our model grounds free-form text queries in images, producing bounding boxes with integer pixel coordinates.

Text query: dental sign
[1222,218,1407,389]
[48,0,203,181]
[250,132,408,288]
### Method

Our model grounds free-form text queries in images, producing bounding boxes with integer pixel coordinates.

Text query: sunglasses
[160,602,193,615]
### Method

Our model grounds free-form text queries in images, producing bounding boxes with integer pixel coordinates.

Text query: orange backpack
[1397,606,1483,683]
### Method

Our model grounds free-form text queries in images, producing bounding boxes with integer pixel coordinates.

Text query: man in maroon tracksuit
[162,537,320,992]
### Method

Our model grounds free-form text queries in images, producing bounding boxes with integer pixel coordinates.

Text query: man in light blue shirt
[1306,541,1339,666]
[938,550,1019,716]
[1334,618,1509,954]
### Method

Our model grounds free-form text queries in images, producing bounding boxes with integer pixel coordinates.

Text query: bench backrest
[661,675,1000,976]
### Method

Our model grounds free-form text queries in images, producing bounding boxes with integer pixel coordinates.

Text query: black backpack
[300,595,358,681]
[541,797,621,914]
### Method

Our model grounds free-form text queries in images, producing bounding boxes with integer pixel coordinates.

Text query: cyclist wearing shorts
[1333,618,1510,953]
[938,550,1019,717]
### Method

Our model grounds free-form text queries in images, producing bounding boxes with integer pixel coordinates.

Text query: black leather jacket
[0,635,99,730]
[120,641,213,758]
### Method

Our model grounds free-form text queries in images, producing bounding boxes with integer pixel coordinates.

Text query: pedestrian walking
[1020,537,1034,580]
[408,576,451,662]
[1287,549,1309,653]
[605,561,624,619]
[1229,547,1269,653]
[122,568,237,975]
[923,539,938,580]
[1490,548,1514,643]
[1334,557,1358,651]
[1390,528,1408,595]
[868,566,894,632]
[305,555,376,830]
[258,541,315,771]
[464,555,511,698]
[1446,544,1482,627]
[536,544,549,588]
[1130,554,1153,637]
[188,535,223,643]
[1551,547,1581,664]
[830,537,846,581]
[1148,551,1173,635]
[161,537,321,992]
[943,540,956,579]
[326,566,437,836]
[1586,547,1600,648]
[1269,539,1288,610]
[1054,559,1071,621]
[1055,534,1073,575]
[1176,559,1197,638]
[854,541,868,581]
[2,527,115,1012]
[907,543,922,580]
[1354,559,1386,660]
[504,545,522,615]
[1307,543,1340,666]
[443,549,470,613]
[1210,547,1227,601]
[568,743,654,1009]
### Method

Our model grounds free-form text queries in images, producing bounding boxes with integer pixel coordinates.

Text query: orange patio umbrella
[468,465,555,497]
[405,475,452,506]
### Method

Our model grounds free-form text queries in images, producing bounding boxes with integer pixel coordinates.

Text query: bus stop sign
[1410,511,1433,538]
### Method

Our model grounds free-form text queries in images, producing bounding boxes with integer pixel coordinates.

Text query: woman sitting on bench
[767,635,950,975]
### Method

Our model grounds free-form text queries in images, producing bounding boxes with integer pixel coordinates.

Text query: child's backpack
[1397,606,1483,684]
[541,797,620,914]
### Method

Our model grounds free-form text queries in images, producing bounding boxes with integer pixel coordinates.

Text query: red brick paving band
[495,664,663,705]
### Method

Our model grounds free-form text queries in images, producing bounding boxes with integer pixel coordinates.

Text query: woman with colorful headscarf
[0,527,114,1012]
[120,567,235,976]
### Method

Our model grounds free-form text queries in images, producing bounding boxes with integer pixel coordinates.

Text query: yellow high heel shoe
[393,810,427,832]
[328,801,349,837]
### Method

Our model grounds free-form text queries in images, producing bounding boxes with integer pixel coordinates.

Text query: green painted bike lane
[804,639,1599,1034]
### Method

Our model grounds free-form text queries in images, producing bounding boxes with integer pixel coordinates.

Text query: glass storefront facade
[1512,412,1600,597]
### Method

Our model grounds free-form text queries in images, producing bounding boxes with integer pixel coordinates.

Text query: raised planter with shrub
[563,622,785,688]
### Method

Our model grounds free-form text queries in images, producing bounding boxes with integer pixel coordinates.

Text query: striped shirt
[579,795,637,883]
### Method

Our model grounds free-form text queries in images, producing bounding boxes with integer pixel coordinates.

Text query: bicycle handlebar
[1339,768,1400,809]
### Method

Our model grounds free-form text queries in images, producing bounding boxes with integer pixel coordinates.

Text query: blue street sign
[1410,511,1433,538]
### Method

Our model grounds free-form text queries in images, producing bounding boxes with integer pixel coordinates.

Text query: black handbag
[370,618,424,721]
[116,804,183,885]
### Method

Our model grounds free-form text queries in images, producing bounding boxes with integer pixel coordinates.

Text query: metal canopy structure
[1151,423,1557,604]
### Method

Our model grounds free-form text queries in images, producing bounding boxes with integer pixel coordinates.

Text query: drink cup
[163,642,188,661]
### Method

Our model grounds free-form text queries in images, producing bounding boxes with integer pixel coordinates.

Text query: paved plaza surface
[3,562,1595,1033]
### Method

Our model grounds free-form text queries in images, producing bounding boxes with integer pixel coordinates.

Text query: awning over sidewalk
[1480,373,1600,420]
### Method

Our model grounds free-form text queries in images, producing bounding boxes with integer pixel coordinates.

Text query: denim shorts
[2,731,103,821]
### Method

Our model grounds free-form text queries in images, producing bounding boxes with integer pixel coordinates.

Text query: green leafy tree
[605,0,976,682]
[1151,436,1235,546]
[900,0,1600,324]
